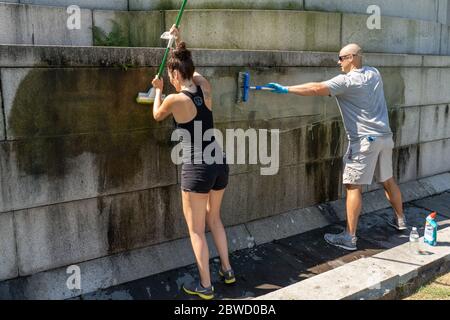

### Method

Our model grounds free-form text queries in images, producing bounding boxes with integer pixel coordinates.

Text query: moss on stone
[93,21,129,47]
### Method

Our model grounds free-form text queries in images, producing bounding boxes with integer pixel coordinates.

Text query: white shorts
[343,135,394,185]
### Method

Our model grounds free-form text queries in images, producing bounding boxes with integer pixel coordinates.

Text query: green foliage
[92,20,128,47]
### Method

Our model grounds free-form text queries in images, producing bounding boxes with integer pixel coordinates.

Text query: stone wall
[0,0,450,298]
[1,2,449,55]
[1,46,450,288]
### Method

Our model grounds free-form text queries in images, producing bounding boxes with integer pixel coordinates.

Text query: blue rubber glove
[265,82,289,94]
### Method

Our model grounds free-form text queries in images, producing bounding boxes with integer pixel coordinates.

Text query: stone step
[0,2,449,55]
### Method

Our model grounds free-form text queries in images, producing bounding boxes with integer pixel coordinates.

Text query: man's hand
[266,83,289,94]
[152,76,163,91]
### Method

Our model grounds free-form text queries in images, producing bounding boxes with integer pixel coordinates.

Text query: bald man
[267,44,406,251]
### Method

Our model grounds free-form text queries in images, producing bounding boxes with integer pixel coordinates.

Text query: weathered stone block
[342,14,441,55]
[441,25,450,55]
[393,145,418,184]
[420,104,450,142]
[0,128,176,212]
[300,159,342,208]
[305,0,440,22]
[438,0,450,25]
[15,199,109,276]
[165,10,341,52]
[0,2,92,46]
[0,212,18,281]
[1,68,172,140]
[389,107,420,147]
[0,84,5,141]
[381,68,450,108]
[14,184,184,276]
[101,185,186,255]
[222,165,302,226]
[20,0,128,10]
[220,172,250,226]
[203,66,330,124]
[93,10,163,47]
[215,117,345,177]
[418,139,450,178]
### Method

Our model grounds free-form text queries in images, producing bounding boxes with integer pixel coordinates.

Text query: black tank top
[175,86,217,164]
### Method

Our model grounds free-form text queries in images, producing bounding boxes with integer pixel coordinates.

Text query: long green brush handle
[157,0,188,78]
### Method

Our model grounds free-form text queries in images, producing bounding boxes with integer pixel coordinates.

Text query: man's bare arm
[287,82,331,96]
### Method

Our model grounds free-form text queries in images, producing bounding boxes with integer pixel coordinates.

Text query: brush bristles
[136,96,155,104]
[237,72,250,103]
[136,88,157,105]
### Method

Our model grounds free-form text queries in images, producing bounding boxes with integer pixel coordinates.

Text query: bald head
[338,43,363,72]
[340,43,363,56]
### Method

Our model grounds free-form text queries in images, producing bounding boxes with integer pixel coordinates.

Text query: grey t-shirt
[324,66,392,142]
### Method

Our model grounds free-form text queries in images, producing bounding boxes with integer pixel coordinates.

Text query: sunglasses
[338,54,357,61]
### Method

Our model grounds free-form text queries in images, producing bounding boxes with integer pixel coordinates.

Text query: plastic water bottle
[409,227,420,255]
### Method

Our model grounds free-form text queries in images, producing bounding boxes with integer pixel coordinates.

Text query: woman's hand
[170,24,181,44]
[152,76,163,91]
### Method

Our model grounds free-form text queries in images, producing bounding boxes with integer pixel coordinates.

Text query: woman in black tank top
[151,27,235,299]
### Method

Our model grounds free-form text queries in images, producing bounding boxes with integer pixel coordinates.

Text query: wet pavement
[80,192,450,300]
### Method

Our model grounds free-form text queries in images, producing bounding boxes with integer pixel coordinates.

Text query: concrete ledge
[419,173,450,194]
[256,226,450,300]
[2,45,449,69]
[245,207,331,245]
[0,224,251,299]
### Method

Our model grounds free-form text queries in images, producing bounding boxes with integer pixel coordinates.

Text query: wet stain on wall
[97,186,186,254]
[389,107,406,145]
[394,145,415,183]
[8,68,174,193]
[306,120,343,162]
[8,67,179,253]
[304,158,342,206]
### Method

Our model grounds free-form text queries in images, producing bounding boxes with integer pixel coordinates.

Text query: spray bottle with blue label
[424,212,438,246]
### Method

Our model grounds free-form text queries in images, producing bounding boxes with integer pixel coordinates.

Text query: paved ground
[79,191,450,300]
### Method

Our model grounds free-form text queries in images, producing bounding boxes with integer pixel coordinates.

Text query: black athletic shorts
[181,161,229,194]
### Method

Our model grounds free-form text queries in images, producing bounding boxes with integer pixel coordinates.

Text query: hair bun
[173,42,191,61]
